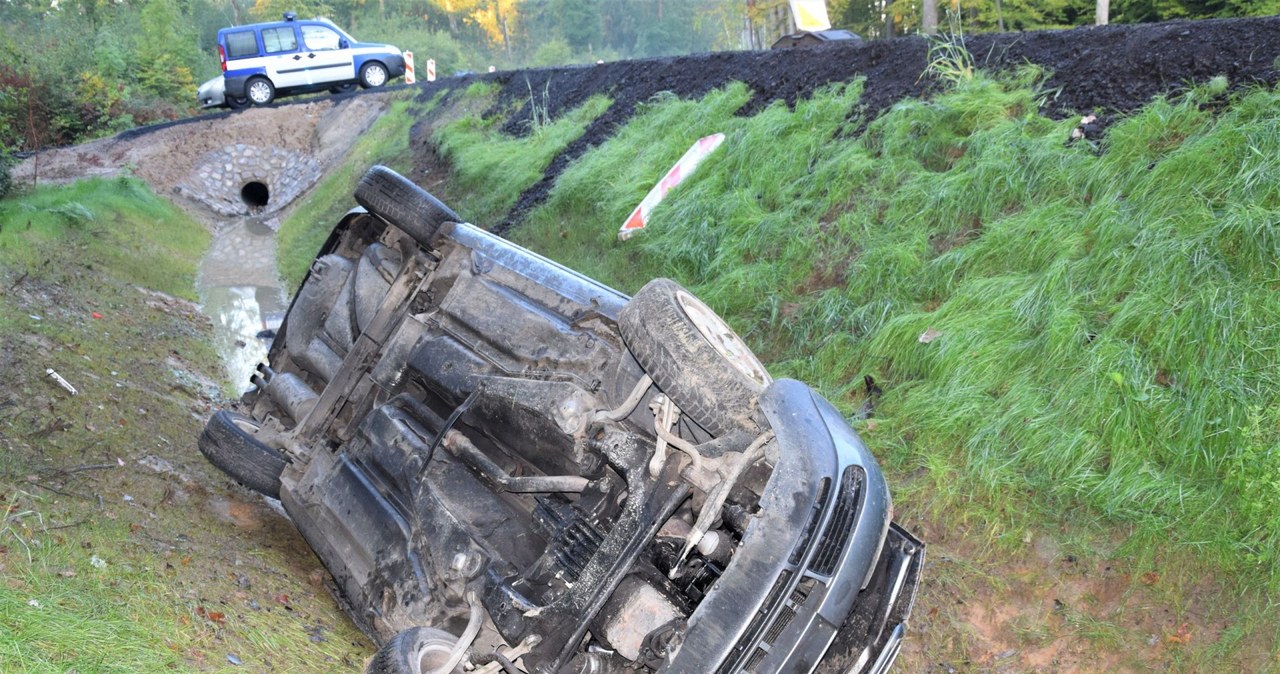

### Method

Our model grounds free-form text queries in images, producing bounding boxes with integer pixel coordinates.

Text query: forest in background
[1,0,1277,158]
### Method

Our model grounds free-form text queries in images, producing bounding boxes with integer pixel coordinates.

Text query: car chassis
[199,166,923,674]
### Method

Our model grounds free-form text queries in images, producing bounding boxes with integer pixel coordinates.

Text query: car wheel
[354,165,461,247]
[365,627,461,674]
[246,77,275,105]
[225,95,249,110]
[619,278,771,437]
[359,61,389,88]
[197,410,287,498]
[329,82,357,94]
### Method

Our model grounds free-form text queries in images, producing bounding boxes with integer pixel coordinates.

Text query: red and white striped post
[404,51,416,84]
[427,58,437,82]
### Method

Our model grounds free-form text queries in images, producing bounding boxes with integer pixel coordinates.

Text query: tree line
[0,0,1275,155]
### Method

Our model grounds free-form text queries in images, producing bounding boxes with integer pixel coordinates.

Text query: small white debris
[227,654,242,665]
[46,369,78,395]
[918,327,942,344]
[27,599,41,608]
[1080,114,1097,125]
[29,315,41,321]
[90,555,107,569]
[122,495,134,502]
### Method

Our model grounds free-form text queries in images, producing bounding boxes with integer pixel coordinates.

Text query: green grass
[0,179,370,672]
[499,74,1280,590]
[432,92,612,226]
[0,177,208,299]
[275,94,422,290]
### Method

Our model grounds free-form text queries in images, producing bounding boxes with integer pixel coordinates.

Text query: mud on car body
[199,166,923,674]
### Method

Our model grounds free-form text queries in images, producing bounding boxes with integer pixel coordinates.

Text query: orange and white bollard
[427,58,437,82]
[404,51,416,84]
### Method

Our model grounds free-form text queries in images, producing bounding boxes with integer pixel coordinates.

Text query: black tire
[359,61,389,88]
[619,279,771,437]
[330,82,357,94]
[198,410,287,498]
[354,166,461,247]
[366,627,461,674]
[226,95,249,110]
[246,77,275,105]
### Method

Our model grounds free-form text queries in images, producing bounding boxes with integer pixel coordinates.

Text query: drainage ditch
[196,216,288,393]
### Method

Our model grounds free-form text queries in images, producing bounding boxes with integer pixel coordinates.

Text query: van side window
[225,30,259,59]
[301,25,342,51]
[262,27,298,54]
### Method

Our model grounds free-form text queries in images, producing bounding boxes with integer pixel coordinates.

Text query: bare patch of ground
[895,512,1274,673]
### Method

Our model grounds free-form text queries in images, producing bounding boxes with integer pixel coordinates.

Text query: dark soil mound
[411,16,1280,234]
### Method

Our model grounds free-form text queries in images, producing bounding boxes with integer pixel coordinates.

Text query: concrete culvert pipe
[241,181,270,208]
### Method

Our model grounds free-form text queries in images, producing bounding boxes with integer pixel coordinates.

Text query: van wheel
[330,82,357,94]
[246,77,275,105]
[360,62,389,88]
[226,96,249,110]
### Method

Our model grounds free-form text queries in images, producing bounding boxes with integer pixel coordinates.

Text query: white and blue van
[198,13,405,109]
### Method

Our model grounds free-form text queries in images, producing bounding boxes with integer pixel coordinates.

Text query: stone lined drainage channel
[187,143,323,392]
[197,217,288,393]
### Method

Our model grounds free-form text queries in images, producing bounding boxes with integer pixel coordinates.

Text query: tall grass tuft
[433,94,611,226]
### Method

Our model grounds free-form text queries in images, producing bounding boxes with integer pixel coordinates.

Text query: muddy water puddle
[197,217,288,393]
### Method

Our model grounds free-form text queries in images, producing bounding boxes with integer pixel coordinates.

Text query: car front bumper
[197,76,226,109]
[666,379,923,673]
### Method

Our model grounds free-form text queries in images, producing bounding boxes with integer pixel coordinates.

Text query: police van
[198,13,405,109]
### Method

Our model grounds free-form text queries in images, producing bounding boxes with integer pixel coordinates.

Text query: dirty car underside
[199,166,922,674]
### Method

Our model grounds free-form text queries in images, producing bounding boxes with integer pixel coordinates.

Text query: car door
[299,23,356,85]
[260,24,308,89]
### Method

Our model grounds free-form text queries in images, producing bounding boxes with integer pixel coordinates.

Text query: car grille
[810,466,864,577]
[716,466,866,673]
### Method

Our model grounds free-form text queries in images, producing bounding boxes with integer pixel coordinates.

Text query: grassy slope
[434,90,612,225]
[429,74,1280,667]
[275,84,611,290]
[506,75,1280,574]
[276,95,420,290]
[0,179,370,672]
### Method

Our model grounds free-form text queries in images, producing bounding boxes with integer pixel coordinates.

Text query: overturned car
[199,166,923,674]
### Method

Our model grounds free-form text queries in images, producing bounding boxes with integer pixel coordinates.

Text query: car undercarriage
[199,165,922,674]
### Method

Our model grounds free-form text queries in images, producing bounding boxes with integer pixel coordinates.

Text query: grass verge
[432,90,612,226]
[0,179,371,672]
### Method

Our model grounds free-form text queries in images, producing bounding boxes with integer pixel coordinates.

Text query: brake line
[592,373,653,423]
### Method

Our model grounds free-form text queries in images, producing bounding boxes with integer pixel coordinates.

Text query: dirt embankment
[11,95,389,226]
[432,16,1280,233]
[19,17,1278,234]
